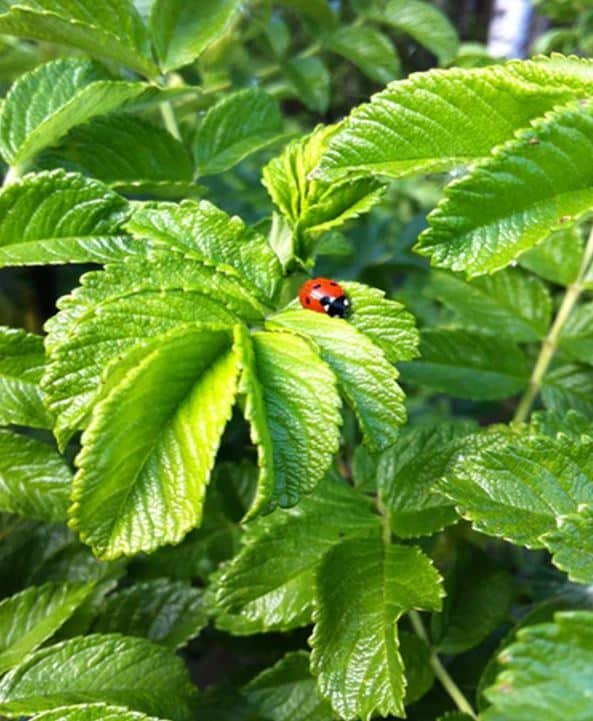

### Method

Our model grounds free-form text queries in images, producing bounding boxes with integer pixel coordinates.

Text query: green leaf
[317,55,593,180]
[150,0,240,72]
[71,325,240,558]
[29,705,171,721]
[558,302,593,364]
[37,114,196,199]
[439,433,593,551]
[0,59,153,167]
[194,88,286,176]
[325,24,400,84]
[0,633,194,720]
[399,632,434,705]
[340,282,419,363]
[417,102,593,276]
[277,0,335,27]
[126,200,282,302]
[263,126,384,261]
[0,326,52,428]
[519,226,584,286]
[0,0,156,77]
[431,545,514,654]
[43,252,263,447]
[268,310,405,452]
[0,171,131,267]
[0,582,93,675]
[542,363,593,418]
[215,475,378,632]
[372,0,459,64]
[529,409,593,441]
[310,537,443,721]
[285,57,330,114]
[541,504,593,584]
[0,430,71,522]
[236,327,342,515]
[245,651,333,721]
[425,268,551,342]
[483,611,593,721]
[400,329,530,400]
[378,421,477,538]
[92,579,205,648]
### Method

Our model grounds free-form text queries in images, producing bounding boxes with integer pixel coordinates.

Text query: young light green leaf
[372,0,459,64]
[0,171,131,267]
[37,114,196,199]
[483,611,593,721]
[400,328,530,400]
[325,24,400,84]
[0,634,194,720]
[236,327,342,515]
[93,579,206,648]
[263,126,384,260]
[268,309,405,452]
[340,282,419,363]
[0,1,156,77]
[431,546,514,654]
[0,326,52,428]
[0,431,71,522]
[71,325,239,559]
[125,200,282,302]
[215,475,378,632]
[439,434,593,549]
[29,705,171,721]
[417,102,593,276]
[43,252,262,448]
[245,651,333,721]
[317,55,593,180]
[425,268,551,342]
[310,537,443,720]
[0,581,93,675]
[519,226,584,286]
[194,88,286,176]
[378,421,477,538]
[150,0,240,72]
[285,57,330,114]
[0,58,153,167]
[541,504,593,585]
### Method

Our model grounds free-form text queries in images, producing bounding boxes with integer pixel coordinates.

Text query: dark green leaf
[310,537,443,720]
[194,88,286,176]
[0,326,52,428]
[400,329,530,400]
[93,579,206,648]
[285,57,330,113]
[150,0,241,72]
[0,430,70,522]
[0,634,194,720]
[325,24,400,84]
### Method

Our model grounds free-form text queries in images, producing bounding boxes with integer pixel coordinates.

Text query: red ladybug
[299,277,350,318]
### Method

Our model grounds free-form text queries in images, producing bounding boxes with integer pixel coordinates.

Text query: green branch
[408,610,478,719]
[513,224,593,424]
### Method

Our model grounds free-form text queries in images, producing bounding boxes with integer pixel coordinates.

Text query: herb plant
[2,1,593,721]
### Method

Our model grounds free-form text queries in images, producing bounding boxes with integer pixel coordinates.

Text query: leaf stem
[159,99,182,141]
[3,166,22,186]
[408,610,478,719]
[513,224,593,424]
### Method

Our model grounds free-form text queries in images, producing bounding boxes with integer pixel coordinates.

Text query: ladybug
[299,277,350,318]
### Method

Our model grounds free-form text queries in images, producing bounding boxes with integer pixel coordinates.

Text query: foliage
[2,2,593,721]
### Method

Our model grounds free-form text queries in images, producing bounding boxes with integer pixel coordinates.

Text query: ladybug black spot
[313,283,322,289]
[305,297,310,305]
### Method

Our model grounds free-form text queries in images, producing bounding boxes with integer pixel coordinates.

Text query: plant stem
[408,610,478,719]
[3,166,21,186]
[513,224,593,424]
[159,99,182,141]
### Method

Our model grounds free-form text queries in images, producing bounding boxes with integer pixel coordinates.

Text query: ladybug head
[325,294,350,318]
